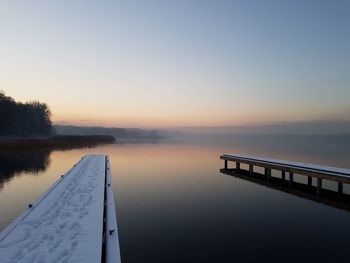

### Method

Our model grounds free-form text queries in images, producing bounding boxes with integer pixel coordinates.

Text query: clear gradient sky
[1,0,349,128]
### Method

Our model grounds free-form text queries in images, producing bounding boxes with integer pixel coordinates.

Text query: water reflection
[1,135,350,262]
[0,149,50,190]
[220,168,350,212]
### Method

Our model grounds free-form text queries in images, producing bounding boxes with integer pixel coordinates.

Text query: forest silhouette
[0,91,52,137]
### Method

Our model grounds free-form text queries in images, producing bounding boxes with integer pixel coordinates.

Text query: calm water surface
[1,134,350,262]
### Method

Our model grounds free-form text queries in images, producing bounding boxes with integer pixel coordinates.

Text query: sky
[0,0,349,128]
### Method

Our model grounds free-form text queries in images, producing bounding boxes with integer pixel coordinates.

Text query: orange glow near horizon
[52,111,350,129]
[51,110,286,128]
[3,88,350,129]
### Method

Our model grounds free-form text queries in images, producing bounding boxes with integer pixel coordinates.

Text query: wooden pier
[0,154,121,263]
[220,154,350,197]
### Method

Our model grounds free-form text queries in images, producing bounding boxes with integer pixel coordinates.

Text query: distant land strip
[54,124,181,138]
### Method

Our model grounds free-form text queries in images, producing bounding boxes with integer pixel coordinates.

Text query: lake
[1,134,350,262]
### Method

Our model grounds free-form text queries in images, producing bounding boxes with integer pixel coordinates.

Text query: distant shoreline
[0,135,116,150]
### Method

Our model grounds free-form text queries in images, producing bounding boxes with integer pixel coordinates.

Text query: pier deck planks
[0,155,112,263]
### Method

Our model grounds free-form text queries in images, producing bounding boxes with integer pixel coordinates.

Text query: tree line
[0,91,52,137]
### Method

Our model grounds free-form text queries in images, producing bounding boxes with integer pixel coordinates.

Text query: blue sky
[1,0,349,127]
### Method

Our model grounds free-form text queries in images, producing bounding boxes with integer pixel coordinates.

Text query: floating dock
[0,154,121,263]
[221,153,350,198]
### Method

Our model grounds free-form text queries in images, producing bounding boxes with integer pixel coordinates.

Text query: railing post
[282,171,285,180]
[289,172,293,187]
[266,168,271,181]
[236,162,240,172]
[338,182,343,194]
[317,178,322,195]
[224,160,228,169]
[249,164,253,175]
[308,176,312,186]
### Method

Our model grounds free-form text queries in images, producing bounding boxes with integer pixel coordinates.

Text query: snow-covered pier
[221,154,350,196]
[0,154,121,263]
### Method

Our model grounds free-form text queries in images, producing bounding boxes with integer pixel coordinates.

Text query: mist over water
[0,134,350,262]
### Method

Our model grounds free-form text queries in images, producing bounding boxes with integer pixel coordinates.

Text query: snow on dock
[0,154,121,263]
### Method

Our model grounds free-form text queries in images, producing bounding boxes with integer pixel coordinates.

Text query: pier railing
[220,154,350,196]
